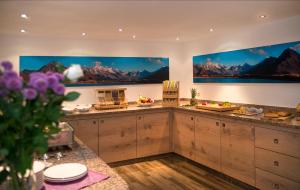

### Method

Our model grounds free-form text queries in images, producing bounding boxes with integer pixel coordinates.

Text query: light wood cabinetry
[99,115,137,163]
[173,112,195,160]
[221,120,255,186]
[256,168,300,190]
[256,127,300,158]
[256,148,300,182]
[70,119,99,156]
[195,116,221,171]
[255,127,300,189]
[66,108,300,189]
[137,112,170,157]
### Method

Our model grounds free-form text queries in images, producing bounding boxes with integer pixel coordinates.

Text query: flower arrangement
[0,61,83,189]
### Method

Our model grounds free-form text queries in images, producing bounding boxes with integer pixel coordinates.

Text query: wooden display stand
[94,88,128,110]
[162,81,179,107]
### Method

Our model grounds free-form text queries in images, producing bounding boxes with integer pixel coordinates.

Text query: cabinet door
[99,115,137,163]
[173,112,195,160]
[195,116,221,171]
[137,112,170,157]
[221,121,255,185]
[73,119,99,155]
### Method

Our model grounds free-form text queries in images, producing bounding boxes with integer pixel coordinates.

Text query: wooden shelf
[162,81,179,107]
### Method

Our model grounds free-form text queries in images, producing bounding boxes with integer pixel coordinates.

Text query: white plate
[44,163,87,183]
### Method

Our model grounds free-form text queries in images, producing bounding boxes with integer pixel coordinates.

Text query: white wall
[0,35,183,105]
[177,15,300,107]
[1,16,300,107]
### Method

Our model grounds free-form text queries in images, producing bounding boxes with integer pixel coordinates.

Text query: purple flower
[22,88,37,100]
[1,61,13,71]
[47,74,59,88]
[54,73,64,81]
[0,76,4,87]
[52,83,65,95]
[29,72,46,82]
[5,77,23,91]
[0,89,8,97]
[31,78,48,92]
[3,71,18,80]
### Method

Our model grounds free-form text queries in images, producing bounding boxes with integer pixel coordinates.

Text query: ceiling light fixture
[20,14,29,19]
[118,28,123,32]
[209,28,214,32]
[259,15,267,18]
[20,29,26,33]
[82,32,86,36]
[132,35,136,39]
[176,37,180,41]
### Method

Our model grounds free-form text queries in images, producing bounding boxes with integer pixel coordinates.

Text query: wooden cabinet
[256,148,300,182]
[71,119,99,155]
[221,120,255,186]
[256,127,300,158]
[256,168,300,190]
[173,112,195,160]
[99,115,137,163]
[195,116,221,171]
[137,112,170,157]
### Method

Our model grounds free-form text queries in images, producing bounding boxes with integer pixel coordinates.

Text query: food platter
[196,102,239,112]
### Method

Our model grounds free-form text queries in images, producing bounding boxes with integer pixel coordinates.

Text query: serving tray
[196,105,239,112]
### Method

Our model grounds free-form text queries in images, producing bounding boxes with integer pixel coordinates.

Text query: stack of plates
[44,163,88,183]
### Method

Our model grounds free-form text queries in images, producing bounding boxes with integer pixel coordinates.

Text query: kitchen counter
[63,103,300,131]
[46,137,129,190]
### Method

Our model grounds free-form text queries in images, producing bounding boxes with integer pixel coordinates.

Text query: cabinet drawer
[255,127,300,158]
[255,148,300,182]
[256,168,300,190]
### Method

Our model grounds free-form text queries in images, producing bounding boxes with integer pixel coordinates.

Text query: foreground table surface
[46,138,129,190]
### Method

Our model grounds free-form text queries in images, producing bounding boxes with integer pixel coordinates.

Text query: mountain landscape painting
[20,56,169,86]
[193,41,300,83]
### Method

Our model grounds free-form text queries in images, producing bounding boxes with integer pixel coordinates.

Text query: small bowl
[62,107,75,114]
[75,104,92,112]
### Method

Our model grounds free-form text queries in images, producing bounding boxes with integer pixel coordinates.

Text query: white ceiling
[0,0,299,42]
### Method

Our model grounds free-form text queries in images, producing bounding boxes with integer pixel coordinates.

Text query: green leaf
[64,92,80,101]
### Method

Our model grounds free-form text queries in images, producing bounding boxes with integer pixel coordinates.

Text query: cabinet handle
[273,139,279,144]
[190,117,194,121]
[273,161,279,167]
[216,122,219,126]
[222,123,226,128]
[120,131,125,137]
[138,116,142,120]
[273,183,280,189]
[93,121,96,124]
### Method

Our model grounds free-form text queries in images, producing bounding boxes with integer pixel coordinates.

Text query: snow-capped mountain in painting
[193,41,300,83]
[20,56,169,86]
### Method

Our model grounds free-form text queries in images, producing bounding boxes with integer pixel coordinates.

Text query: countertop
[63,102,300,131]
[46,137,129,190]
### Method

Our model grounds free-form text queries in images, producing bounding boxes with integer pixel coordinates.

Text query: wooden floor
[111,154,254,190]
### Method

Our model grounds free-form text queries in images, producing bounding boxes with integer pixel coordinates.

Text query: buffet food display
[94,88,128,110]
[196,101,239,112]
[162,80,179,107]
[232,106,263,116]
[137,96,154,107]
[263,111,292,120]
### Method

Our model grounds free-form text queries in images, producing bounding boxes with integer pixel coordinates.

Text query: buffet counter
[46,137,129,190]
[63,102,300,131]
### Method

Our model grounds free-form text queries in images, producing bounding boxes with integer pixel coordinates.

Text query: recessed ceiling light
[82,32,86,36]
[259,15,267,18]
[20,29,26,33]
[118,28,123,32]
[176,37,180,41]
[209,28,214,32]
[132,35,136,39]
[20,14,29,19]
